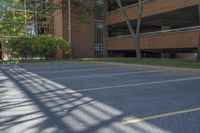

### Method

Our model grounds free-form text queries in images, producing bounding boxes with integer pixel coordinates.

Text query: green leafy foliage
[0,0,49,36]
[4,35,68,60]
[0,0,26,36]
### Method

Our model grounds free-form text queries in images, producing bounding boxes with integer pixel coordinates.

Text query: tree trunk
[115,0,141,58]
[135,0,143,58]
[198,0,200,61]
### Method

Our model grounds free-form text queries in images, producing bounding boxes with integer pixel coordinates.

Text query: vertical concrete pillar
[161,53,171,58]
[161,26,171,31]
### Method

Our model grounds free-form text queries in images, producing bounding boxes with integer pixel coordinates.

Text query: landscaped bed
[1,57,200,69]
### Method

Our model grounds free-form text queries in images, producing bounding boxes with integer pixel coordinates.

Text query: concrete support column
[161,26,171,31]
[161,53,171,58]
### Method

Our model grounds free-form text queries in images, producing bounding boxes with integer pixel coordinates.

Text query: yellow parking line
[122,107,200,124]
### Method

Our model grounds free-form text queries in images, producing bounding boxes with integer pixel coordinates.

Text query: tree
[135,0,143,58]
[0,0,26,36]
[115,0,142,58]
[0,0,50,37]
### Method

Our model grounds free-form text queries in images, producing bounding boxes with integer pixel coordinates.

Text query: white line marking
[122,107,200,124]
[65,76,200,93]
[12,70,162,83]
[18,65,105,70]
[51,70,162,80]
[19,67,130,74]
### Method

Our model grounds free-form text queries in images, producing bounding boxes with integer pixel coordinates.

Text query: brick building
[52,0,200,59]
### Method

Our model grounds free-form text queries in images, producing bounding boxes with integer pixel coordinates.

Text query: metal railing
[107,0,152,13]
[108,26,200,39]
[143,25,200,35]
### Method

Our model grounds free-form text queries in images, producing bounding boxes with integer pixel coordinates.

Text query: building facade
[53,0,200,59]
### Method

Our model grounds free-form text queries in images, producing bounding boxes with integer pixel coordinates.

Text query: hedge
[4,35,68,60]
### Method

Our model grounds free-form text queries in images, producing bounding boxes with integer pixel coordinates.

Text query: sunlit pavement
[0,62,200,133]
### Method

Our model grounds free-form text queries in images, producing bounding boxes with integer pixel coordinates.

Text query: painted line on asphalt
[11,70,161,83]
[5,66,129,75]
[17,64,107,71]
[51,70,162,80]
[65,76,200,93]
[16,67,130,74]
[122,107,200,124]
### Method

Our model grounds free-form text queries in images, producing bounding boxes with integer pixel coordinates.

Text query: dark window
[94,0,105,57]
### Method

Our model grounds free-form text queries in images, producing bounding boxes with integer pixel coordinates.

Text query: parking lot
[0,61,200,133]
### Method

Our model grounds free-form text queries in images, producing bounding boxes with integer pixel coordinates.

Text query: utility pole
[68,0,72,59]
[34,0,38,35]
[198,0,200,61]
[24,0,27,36]
[12,1,16,36]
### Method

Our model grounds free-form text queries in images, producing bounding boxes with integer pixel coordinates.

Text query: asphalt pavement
[0,61,200,133]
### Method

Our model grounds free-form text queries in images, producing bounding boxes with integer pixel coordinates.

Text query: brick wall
[105,0,198,25]
[53,0,94,58]
[106,30,199,50]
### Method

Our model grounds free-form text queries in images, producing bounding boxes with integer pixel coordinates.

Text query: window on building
[108,0,140,12]
[94,0,105,57]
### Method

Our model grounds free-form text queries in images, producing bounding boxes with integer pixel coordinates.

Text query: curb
[88,61,200,74]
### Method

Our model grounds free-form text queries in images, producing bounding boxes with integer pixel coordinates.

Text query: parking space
[0,62,200,133]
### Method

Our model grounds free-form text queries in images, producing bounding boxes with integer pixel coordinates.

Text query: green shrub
[5,35,68,60]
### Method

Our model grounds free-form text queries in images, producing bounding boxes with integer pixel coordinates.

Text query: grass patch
[77,57,200,68]
[1,57,200,69]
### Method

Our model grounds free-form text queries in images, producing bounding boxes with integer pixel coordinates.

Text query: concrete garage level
[0,62,200,133]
